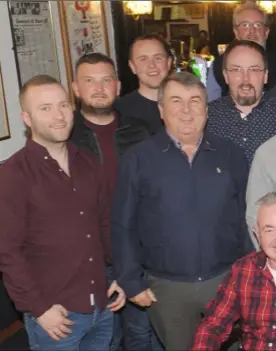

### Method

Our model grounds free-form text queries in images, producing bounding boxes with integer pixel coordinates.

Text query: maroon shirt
[0,140,111,317]
[84,118,118,195]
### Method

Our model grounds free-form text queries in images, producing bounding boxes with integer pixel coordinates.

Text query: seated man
[192,191,276,351]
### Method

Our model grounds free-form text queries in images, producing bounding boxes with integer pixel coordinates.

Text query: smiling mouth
[148,72,160,77]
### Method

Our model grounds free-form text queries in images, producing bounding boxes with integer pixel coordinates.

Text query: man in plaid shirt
[192,192,276,351]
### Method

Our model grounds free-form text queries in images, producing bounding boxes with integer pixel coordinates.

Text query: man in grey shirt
[246,135,276,249]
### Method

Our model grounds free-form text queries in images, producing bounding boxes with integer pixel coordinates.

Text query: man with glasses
[207,40,276,166]
[207,2,276,102]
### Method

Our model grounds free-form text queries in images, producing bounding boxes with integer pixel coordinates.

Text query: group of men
[1,2,276,351]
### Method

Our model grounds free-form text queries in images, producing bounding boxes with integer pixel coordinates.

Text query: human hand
[37,304,73,341]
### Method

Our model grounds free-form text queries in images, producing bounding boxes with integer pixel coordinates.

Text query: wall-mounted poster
[0,65,10,141]
[58,1,109,101]
[8,1,60,87]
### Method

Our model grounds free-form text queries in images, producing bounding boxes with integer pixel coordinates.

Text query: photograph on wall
[0,65,10,141]
[58,0,109,100]
[8,1,60,87]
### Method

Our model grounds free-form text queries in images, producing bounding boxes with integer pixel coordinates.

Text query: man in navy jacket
[111,72,253,351]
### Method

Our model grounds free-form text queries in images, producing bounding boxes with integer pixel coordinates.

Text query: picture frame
[58,1,110,102]
[0,64,11,141]
[8,1,60,88]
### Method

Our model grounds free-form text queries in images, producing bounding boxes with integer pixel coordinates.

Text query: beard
[80,100,114,116]
[235,84,257,106]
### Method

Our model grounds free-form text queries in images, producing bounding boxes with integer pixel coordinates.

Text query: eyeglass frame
[235,21,267,30]
[225,67,267,75]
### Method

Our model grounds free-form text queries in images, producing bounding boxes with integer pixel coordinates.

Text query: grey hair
[158,72,207,105]
[233,2,268,27]
[257,192,276,208]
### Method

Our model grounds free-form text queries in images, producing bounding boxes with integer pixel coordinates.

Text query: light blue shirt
[207,62,222,102]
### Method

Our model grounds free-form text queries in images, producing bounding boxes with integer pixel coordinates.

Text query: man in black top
[207,2,276,101]
[115,34,172,135]
[70,53,149,351]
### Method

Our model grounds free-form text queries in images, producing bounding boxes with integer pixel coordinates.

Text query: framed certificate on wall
[58,1,110,102]
[8,1,60,87]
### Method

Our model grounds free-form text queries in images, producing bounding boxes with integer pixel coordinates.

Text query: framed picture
[8,1,60,87]
[58,1,110,102]
[0,65,10,141]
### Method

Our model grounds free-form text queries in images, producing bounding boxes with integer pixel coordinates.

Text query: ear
[72,80,80,98]
[253,227,261,246]
[265,27,270,41]
[116,80,121,97]
[20,111,31,128]
[233,27,239,40]
[223,69,229,85]
[167,56,173,71]
[264,69,269,85]
[128,60,136,75]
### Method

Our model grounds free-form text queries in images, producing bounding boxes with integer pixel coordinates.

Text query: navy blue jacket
[111,128,253,298]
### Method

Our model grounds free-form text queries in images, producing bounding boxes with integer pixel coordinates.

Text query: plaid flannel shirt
[192,251,276,351]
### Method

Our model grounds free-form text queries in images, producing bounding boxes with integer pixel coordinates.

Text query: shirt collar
[25,139,79,164]
[167,130,203,151]
[155,128,215,152]
[256,250,269,271]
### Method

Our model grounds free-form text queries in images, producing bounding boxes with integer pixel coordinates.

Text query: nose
[148,58,157,68]
[94,81,104,92]
[249,24,256,34]
[242,69,250,83]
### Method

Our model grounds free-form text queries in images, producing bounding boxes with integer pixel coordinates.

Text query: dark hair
[75,52,116,74]
[222,40,268,70]
[158,72,207,105]
[19,74,61,109]
[129,33,172,60]
[199,30,208,37]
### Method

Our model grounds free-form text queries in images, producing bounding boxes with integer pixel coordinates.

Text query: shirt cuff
[121,279,149,299]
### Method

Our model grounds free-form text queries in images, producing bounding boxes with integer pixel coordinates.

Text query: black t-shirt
[115,90,163,135]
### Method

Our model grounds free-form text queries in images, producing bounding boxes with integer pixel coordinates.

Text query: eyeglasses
[235,21,266,30]
[225,67,266,75]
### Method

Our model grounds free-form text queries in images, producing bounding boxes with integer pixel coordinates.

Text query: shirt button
[89,257,93,262]
[269,343,273,347]
[198,277,202,281]
[73,188,76,192]
[243,138,247,142]
[273,325,276,329]
[44,156,48,160]
[59,169,63,172]
[91,280,95,284]
[86,234,91,238]
[80,211,84,215]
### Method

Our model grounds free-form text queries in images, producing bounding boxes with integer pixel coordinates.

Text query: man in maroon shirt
[70,53,150,351]
[0,75,125,350]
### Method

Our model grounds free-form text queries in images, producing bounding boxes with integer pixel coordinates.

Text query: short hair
[75,52,116,75]
[233,2,268,27]
[158,72,207,105]
[222,39,268,70]
[257,192,276,208]
[129,33,172,60]
[19,74,61,110]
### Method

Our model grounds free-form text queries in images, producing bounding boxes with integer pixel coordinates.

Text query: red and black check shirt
[192,251,276,351]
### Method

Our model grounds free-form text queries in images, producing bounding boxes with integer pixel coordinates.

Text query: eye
[40,106,50,111]
[172,98,180,103]
[60,102,70,109]
[231,68,240,73]
[103,77,112,83]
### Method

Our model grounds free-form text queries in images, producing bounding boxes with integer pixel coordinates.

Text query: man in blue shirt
[112,72,253,350]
